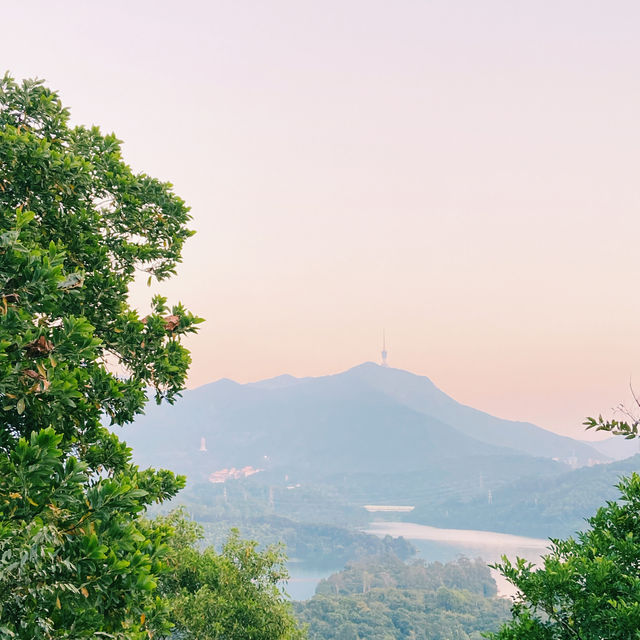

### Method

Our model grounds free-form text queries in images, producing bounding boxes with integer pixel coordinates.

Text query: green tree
[152,509,306,640]
[490,405,640,639]
[0,74,201,638]
[296,555,510,639]
[489,473,640,639]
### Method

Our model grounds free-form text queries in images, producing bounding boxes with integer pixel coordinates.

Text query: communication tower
[381,330,388,367]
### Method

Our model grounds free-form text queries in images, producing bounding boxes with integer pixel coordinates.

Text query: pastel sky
[3,1,640,438]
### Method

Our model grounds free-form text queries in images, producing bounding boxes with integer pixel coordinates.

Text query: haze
[2,0,639,437]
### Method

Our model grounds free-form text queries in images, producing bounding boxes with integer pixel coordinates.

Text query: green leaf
[15,208,35,229]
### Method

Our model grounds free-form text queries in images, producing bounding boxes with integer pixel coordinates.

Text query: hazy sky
[3,1,640,438]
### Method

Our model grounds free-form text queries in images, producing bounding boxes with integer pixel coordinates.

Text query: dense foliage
[489,473,640,639]
[315,554,497,597]
[295,555,510,640]
[152,510,305,640]
[198,515,415,567]
[0,75,202,638]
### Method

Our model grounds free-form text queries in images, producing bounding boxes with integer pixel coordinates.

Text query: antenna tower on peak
[381,330,388,367]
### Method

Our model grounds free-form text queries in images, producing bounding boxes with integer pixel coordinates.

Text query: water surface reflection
[365,521,549,597]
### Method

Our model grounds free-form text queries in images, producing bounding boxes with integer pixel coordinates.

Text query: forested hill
[411,453,640,537]
[294,555,511,640]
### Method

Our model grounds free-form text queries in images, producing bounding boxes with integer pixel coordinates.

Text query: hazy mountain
[338,364,603,464]
[581,436,640,461]
[248,374,312,390]
[123,368,513,480]
[121,363,604,483]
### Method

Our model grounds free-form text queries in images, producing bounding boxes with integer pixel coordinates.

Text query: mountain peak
[248,374,306,390]
[123,360,608,483]
[340,361,437,387]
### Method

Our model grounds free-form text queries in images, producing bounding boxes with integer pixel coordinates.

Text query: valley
[123,362,639,609]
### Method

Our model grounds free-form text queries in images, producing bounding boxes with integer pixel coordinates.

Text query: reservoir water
[365,522,549,597]
[287,522,549,600]
[286,563,344,601]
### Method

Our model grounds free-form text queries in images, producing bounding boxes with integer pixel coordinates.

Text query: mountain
[336,364,603,463]
[123,366,510,480]
[581,436,640,461]
[120,363,604,483]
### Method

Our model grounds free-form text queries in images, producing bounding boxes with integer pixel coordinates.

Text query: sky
[2,1,640,438]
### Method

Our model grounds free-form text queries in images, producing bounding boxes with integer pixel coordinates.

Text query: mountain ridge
[333,363,602,463]
[122,363,605,482]
[197,362,604,463]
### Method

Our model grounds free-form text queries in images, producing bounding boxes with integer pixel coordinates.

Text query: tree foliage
[489,473,640,639]
[295,554,510,640]
[315,554,496,598]
[0,74,201,638]
[152,509,306,640]
[584,385,640,439]
[492,400,640,639]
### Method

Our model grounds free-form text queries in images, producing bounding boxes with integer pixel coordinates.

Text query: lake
[365,521,549,597]
[286,522,549,600]
[286,563,344,601]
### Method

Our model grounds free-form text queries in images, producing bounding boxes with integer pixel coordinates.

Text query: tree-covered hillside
[412,454,640,537]
[201,515,416,567]
[294,555,510,640]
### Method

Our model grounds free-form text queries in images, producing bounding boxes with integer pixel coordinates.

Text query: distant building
[565,455,578,469]
[199,437,207,452]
